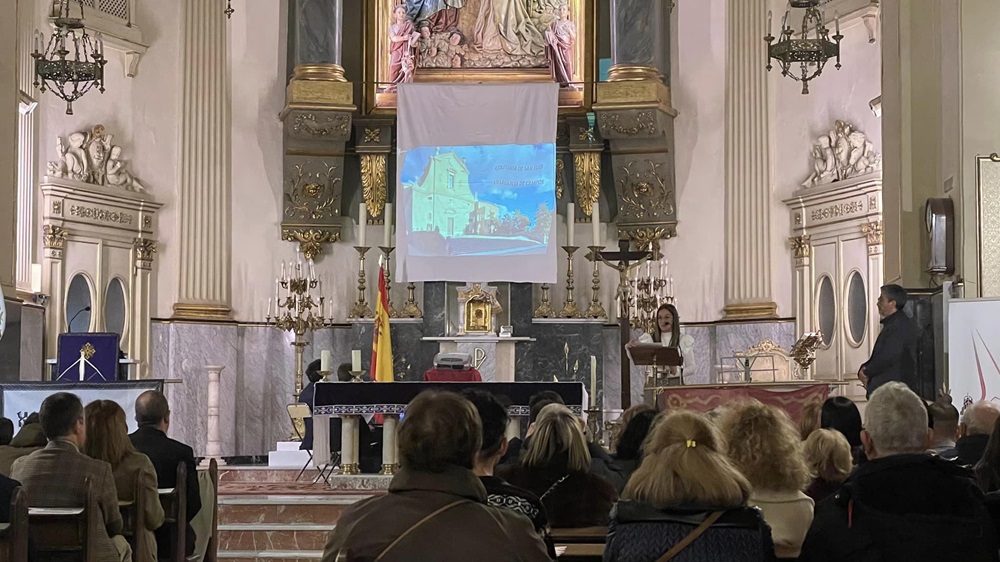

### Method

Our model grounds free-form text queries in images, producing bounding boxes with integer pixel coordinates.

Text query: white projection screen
[395,83,559,283]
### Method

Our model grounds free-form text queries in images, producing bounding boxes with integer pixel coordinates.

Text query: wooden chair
[119,472,150,561]
[158,462,188,562]
[28,476,100,561]
[549,526,608,545]
[556,543,605,561]
[0,486,28,562]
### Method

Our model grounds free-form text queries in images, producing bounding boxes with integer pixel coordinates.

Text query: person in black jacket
[858,284,919,398]
[129,390,202,559]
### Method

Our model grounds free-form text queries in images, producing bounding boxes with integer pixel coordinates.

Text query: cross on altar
[596,239,653,409]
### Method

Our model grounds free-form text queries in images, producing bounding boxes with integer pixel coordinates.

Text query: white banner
[0,382,163,433]
[947,299,1000,407]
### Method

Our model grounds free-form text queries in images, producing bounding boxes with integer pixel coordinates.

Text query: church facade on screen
[408,150,504,237]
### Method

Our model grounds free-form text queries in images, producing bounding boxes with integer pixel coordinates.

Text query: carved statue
[106,146,146,192]
[47,125,149,192]
[386,5,418,92]
[87,134,111,185]
[544,2,577,89]
[65,132,90,182]
[802,120,882,188]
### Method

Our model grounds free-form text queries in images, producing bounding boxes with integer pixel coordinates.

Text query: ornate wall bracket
[133,238,157,270]
[862,220,884,255]
[281,228,340,261]
[355,120,394,222]
[789,235,812,266]
[567,116,604,218]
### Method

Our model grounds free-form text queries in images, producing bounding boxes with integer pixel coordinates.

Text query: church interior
[2,0,1000,560]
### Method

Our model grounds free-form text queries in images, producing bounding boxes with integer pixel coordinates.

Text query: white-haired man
[799,383,997,562]
[956,401,1000,467]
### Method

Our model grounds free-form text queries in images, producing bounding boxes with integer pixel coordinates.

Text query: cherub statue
[88,134,112,185]
[65,132,90,181]
[47,136,68,177]
[802,135,836,188]
[105,145,146,192]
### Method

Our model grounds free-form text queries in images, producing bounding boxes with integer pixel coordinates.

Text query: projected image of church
[400,144,555,257]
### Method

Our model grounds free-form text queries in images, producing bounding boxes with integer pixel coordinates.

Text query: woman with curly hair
[721,400,814,559]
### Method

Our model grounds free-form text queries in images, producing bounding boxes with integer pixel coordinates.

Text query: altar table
[655,381,842,423]
[311,381,587,473]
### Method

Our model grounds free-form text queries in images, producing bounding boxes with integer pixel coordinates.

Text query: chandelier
[765,0,842,94]
[32,0,106,115]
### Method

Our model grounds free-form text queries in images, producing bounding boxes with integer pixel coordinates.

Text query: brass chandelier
[765,0,843,94]
[32,0,106,115]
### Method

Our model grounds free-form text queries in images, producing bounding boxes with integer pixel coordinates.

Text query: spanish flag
[370,256,394,382]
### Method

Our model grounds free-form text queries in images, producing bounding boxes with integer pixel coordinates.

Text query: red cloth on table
[423,368,483,382]
[657,383,831,423]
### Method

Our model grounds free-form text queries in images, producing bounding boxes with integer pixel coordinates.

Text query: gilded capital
[789,235,812,259]
[42,224,68,249]
[861,220,883,246]
[282,228,340,260]
[133,238,157,267]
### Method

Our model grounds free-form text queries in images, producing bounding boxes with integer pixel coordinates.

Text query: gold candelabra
[534,284,555,318]
[349,246,373,318]
[627,246,673,334]
[400,282,422,318]
[267,255,331,398]
[559,246,581,318]
[378,246,399,317]
[585,246,607,319]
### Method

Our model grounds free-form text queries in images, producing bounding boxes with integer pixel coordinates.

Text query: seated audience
[605,410,776,562]
[322,391,550,562]
[498,403,617,528]
[609,408,657,492]
[926,396,960,459]
[0,412,46,476]
[85,400,164,562]
[11,392,131,562]
[722,400,814,559]
[0,417,13,446]
[129,390,201,559]
[820,396,865,464]
[609,404,655,452]
[975,417,1000,493]
[957,401,1000,467]
[802,429,853,503]
[502,390,565,463]
[463,389,556,559]
[800,382,998,561]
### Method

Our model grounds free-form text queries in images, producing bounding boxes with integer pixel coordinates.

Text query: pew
[556,543,605,561]
[119,471,151,561]
[158,462,188,562]
[28,476,100,560]
[549,526,608,544]
[0,486,28,562]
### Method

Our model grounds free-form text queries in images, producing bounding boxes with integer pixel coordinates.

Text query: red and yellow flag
[370,257,394,382]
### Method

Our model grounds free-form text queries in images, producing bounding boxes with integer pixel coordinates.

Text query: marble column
[609,0,670,81]
[200,365,226,467]
[173,0,232,320]
[380,414,399,474]
[723,0,777,319]
[0,9,16,299]
[132,238,156,378]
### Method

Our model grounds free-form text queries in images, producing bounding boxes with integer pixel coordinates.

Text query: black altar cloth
[312,381,586,416]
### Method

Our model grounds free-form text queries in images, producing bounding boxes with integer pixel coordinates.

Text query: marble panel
[455,341,496,382]
[218,503,351,525]
[518,321,604,403]
[422,282,447,337]
[509,283,534,336]
[292,0,343,65]
[351,321,434,381]
[237,326,295,456]
[681,325,714,385]
[19,304,44,381]
[218,528,331,552]
[714,321,797,380]
[612,0,666,69]
[600,325,645,409]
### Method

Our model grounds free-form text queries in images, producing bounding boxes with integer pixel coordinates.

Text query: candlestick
[559,246,581,318]
[566,203,575,247]
[590,355,597,408]
[401,282,423,318]
[379,246,399,317]
[534,284,555,318]
[351,350,362,372]
[585,246,607,319]
[349,246,373,318]
[383,203,393,247]
[358,203,367,248]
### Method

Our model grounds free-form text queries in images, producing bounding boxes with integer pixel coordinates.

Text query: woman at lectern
[626,304,695,384]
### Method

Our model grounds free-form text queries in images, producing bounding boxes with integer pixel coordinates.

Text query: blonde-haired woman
[498,403,617,527]
[721,400,813,559]
[803,428,853,503]
[84,400,164,562]
[605,410,776,562]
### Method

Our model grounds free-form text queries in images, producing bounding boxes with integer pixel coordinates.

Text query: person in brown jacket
[85,400,165,562]
[322,391,550,562]
[0,413,46,476]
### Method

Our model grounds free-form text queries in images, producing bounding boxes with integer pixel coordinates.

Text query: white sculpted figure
[47,126,148,192]
[106,146,146,192]
[802,120,882,188]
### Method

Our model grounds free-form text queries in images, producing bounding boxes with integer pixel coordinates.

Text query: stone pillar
[173,0,232,320]
[132,238,156,379]
[722,0,777,319]
[0,8,16,299]
[609,0,670,82]
[41,225,68,362]
[340,416,360,474]
[200,365,226,467]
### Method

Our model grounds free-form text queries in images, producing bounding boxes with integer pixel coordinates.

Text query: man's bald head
[135,390,170,429]
[961,401,1000,437]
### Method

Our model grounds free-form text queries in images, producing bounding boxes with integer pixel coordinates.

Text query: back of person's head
[803,428,853,484]
[975,417,1000,493]
[39,392,84,440]
[863,382,929,457]
[612,404,655,450]
[0,418,14,446]
[721,400,810,492]
[881,284,908,310]
[528,390,565,424]
[821,396,863,448]
[399,391,481,472]
[625,410,750,508]
[523,403,591,473]
[83,400,135,467]
[135,390,170,427]
[24,412,39,425]
[962,401,1000,437]
[615,410,657,461]
[799,401,822,440]
[461,389,509,458]
[306,359,323,384]
[337,362,354,382]
[929,396,960,441]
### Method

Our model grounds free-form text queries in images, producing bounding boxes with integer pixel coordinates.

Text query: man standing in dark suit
[859,284,919,398]
[129,390,201,559]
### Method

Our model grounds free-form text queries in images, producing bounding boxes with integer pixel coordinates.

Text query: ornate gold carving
[869,194,879,211]
[80,343,96,360]
[555,158,565,200]
[284,162,340,221]
[360,153,388,219]
[598,111,657,137]
[619,160,674,219]
[573,152,601,216]
[810,200,865,222]
[789,235,812,259]
[52,201,63,215]
[607,64,662,82]
[171,304,233,321]
[292,113,350,139]
[133,238,157,263]
[42,224,68,249]
[70,205,134,225]
[363,128,381,143]
[861,220,883,246]
[618,226,675,246]
[281,228,340,260]
[291,63,347,83]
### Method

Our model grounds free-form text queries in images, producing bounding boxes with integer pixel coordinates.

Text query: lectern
[629,344,684,386]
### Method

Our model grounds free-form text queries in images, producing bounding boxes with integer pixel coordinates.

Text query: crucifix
[596,238,652,409]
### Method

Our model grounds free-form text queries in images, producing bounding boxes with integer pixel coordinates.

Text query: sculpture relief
[48,125,147,192]
[802,120,882,188]
[544,2,577,89]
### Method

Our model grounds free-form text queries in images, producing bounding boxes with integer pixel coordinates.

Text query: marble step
[218,494,371,525]
[217,549,322,561]
[218,523,333,552]
[219,468,308,483]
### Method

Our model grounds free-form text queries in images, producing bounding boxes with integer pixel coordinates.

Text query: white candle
[280,261,286,282]
[590,355,597,408]
[566,203,575,247]
[383,203,393,247]
[267,297,272,318]
[359,203,367,247]
[835,11,840,35]
[321,350,331,372]
[351,349,362,372]
[591,205,600,247]
[274,281,280,309]
[767,9,772,34]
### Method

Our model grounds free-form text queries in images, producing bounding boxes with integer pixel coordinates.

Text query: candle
[835,12,840,35]
[267,297,272,318]
[309,259,316,281]
[591,205,600,247]
[766,9,772,34]
[274,281,280,310]
[351,349,362,372]
[589,356,597,408]
[359,203,367,247]
[280,261,285,282]
[321,350,331,372]
[383,203,393,247]
[566,203,575,247]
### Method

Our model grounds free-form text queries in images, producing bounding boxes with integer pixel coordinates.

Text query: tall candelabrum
[559,246,581,318]
[586,246,608,319]
[628,245,674,334]
[349,246,373,318]
[266,253,333,398]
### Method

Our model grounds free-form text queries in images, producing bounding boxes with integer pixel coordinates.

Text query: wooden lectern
[629,345,684,386]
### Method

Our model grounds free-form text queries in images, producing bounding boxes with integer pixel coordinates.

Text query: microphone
[68,306,91,333]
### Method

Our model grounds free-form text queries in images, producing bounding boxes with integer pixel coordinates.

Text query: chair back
[0,486,28,562]
[27,476,100,560]
[158,461,188,562]
[287,404,311,441]
[120,470,150,560]
[204,458,219,562]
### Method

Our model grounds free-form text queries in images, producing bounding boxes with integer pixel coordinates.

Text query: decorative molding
[133,238,156,266]
[861,220,883,246]
[617,225,676,246]
[722,301,779,320]
[47,124,147,192]
[360,153,388,219]
[363,128,381,143]
[618,160,674,220]
[802,119,882,188]
[70,205,134,225]
[790,235,812,259]
[282,228,341,260]
[597,110,657,137]
[42,224,67,249]
[572,152,600,217]
[284,162,341,221]
[291,112,350,140]
[171,303,233,321]
[555,158,566,200]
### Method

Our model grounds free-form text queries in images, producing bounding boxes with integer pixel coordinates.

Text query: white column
[173,0,232,320]
[790,235,813,375]
[132,239,156,378]
[723,0,777,319]
[340,416,360,474]
[200,365,226,467]
[0,5,16,299]
[380,414,399,474]
[41,225,67,362]
[863,221,884,357]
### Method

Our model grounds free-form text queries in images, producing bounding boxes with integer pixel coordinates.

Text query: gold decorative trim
[379,463,399,475]
[555,158,566,200]
[723,302,779,320]
[789,235,812,259]
[340,463,361,475]
[133,238,157,264]
[594,78,675,115]
[360,153,388,219]
[291,113,351,140]
[281,228,340,260]
[861,220,883,246]
[618,225,676,246]
[363,128,381,143]
[291,64,347,83]
[171,303,233,321]
[607,64,662,82]
[573,152,601,216]
[42,224,68,249]
[598,111,658,137]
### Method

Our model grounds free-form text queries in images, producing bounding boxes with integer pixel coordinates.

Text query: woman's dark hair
[975,416,1000,493]
[821,396,863,449]
[615,410,656,461]
[653,303,681,348]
